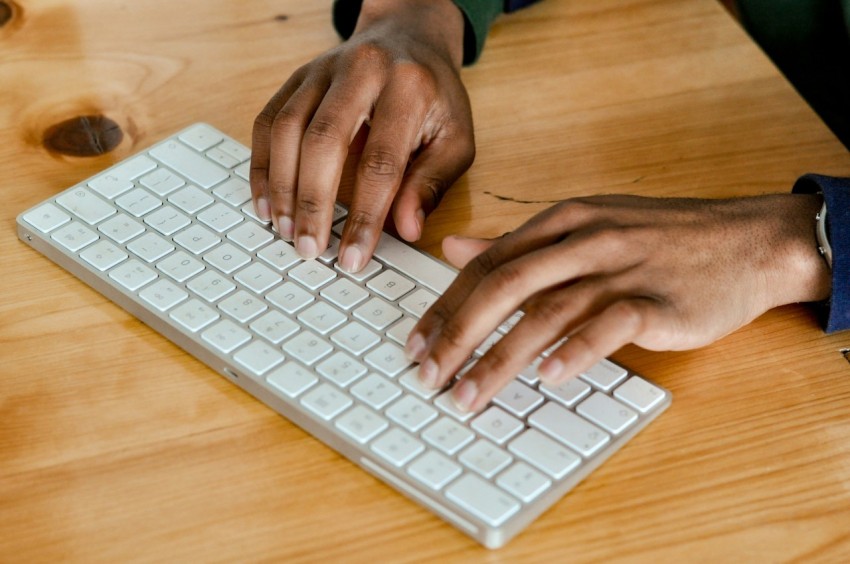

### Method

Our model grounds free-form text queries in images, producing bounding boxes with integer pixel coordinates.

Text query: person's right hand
[250,0,475,273]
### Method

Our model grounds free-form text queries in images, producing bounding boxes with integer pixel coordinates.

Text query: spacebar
[373,232,457,294]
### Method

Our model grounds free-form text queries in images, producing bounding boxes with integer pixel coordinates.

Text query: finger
[390,133,475,242]
[251,70,308,225]
[448,275,627,412]
[291,75,378,258]
[266,74,334,239]
[337,69,433,272]
[412,236,620,392]
[411,200,599,351]
[441,235,496,268]
[536,298,653,386]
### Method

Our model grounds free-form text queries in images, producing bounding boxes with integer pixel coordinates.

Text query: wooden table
[3,0,850,560]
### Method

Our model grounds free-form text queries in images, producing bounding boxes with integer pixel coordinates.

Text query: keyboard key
[267,361,317,398]
[108,259,157,291]
[386,317,416,346]
[576,392,638,435]
[614,375,666,413]
[353,297,402,330]
[203,242,250,274]
[218,290,267,322]
[350,373,401,409]
[178,123,223,152]
[372,231,456,293]
[266,281,314,314]
[169,298,219,332]
[471,407,524,445]
[300,382,352,420]
[364,342,410,377]
[422,416,475,455]
[320,278,369,310]
[168,185,214,214]
[227,221,274,252]
[528,402,609,457]
[56,188,118,225]
[335,257,381,282]
[149,139,229,189]
[257,240,300,271]
[386,395,437,432]
[250,310,299,344]
[445,474,520,527]
[398,366,440,400]
[316,352,367,387]
[144,206,190,236]
[459,439,513,478]
[139,279,188,311]
[116,188,162,217]
[283,330,332,365]
[80,240,127,271]
[201,319,251,353]
[335,405,388,444]
[434,391,475,422]
[139,167,185,196]
[233,340,285,377]
[408,450,462,490]
[197,202,243,232]
[539,377,592,408]
[22,203,71,233]
[493,380,544,418]
[156,251,204,282]
[496,462,551,503]
[173,224,220,254]
[187,270,236,302]
[371,428,424,467]
[98,213,145,244]
[234,262,280,294]
[508,429,581,480]
[213,177,252,206]
[206,146,241,168]
[297,302,347,335]
[127,232,174,262]
[52,221,99,252]
[367,270,415,301]
[330,321,380,356]
[580,359,628,391]
[289,260,336,290]
[88,155,157,199]
[398,288,438,318]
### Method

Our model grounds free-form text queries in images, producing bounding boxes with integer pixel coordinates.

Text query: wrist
[354,0,465,69]
[762,194,832,307]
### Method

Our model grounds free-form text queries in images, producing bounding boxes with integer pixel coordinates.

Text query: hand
[405,194,831,412]
[250,0,474,272]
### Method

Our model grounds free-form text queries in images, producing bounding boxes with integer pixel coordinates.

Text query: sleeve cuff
[792,173,850,332]
[331,0,542,66]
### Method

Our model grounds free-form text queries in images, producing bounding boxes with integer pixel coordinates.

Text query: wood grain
[2,0,850,561]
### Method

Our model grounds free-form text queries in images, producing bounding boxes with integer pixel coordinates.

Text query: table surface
[3,0,850,561]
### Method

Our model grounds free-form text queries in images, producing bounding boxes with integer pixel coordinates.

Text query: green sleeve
[332,0,504,65]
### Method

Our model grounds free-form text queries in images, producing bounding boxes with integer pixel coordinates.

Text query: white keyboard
[16,124,671,548]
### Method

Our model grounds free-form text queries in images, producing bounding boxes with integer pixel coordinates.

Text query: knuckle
[484,261,527,296]
[348,42,389,68]
[345,208,380,229]
[296,196,323,215]
[437,318,469,351]
[360,149,402,180]
[394,62,437,94]
[304,116,344,144]
[526,298,568,329]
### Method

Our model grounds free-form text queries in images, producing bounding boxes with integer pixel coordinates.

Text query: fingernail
[418,358,439,388]
[295,235,318,259]
[256,197,271,222]
[405,332,426,361]
[537,357,564,384]
[279,216,295,240]
[339,245,363,273]
[452,379,478,412]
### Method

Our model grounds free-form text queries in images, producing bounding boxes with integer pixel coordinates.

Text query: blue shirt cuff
[792,173,850,332]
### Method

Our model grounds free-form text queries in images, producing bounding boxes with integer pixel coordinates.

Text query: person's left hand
[405,193,831,412]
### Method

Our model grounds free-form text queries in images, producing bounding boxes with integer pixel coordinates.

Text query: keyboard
[16,123,671,549]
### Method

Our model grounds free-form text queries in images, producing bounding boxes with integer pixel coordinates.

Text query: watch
[816,200,833,268]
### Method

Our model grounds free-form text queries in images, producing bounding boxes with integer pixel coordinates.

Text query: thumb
[442,234,497,268]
